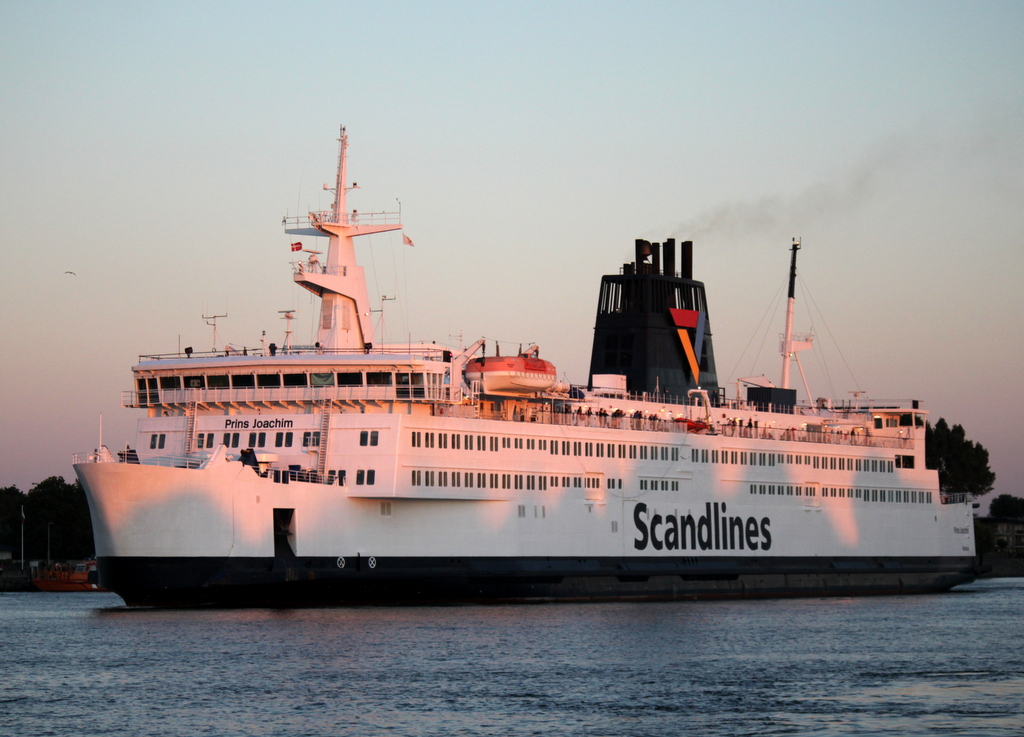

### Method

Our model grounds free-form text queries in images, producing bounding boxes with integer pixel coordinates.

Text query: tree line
[0,477,95,562]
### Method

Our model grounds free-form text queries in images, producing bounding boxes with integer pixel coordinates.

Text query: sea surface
[2,578,1022,736]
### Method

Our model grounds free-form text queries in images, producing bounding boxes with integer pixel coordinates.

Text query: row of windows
[264,468,374,486]
[140,370,433,391]
[267,468,344,485]
[694,448,897,473]
[517,504,547,518]
[748,484,933,503]
[639,479,680,491]
[410,470,622,491]
[410,431,677,461]
[750,484,817,497]
[154,429,374,452]
[195,431,297,449]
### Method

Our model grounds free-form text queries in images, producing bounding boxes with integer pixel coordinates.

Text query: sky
[1,1,1022,512]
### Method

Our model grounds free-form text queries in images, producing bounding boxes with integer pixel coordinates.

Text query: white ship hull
[73,129,977,606]
[76,411,976,606]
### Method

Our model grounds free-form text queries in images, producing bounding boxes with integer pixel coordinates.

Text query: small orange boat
[32,559,106,592]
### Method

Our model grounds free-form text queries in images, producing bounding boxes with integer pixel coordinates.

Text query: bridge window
[160,376,182,389]
[231,374,255,388]
[310,373,334,387]
[337,372,363,386]
[257,374,281,387]
[208,375,229,389]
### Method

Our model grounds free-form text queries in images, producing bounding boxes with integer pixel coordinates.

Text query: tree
[989,494,1024,518]
[23,477,96,561]
[925,418,995,498]
[0,484,26,552]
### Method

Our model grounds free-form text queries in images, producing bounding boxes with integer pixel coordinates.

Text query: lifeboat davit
[465,345,559,395]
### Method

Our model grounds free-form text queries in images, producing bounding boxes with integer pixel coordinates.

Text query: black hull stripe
[98,555,979,607]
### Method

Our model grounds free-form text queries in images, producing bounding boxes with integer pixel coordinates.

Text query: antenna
[278,310,296,353]
[203,313,227,352]
[372,295,396,348]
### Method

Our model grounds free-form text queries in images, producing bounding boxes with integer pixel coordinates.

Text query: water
[2,579,1022,736]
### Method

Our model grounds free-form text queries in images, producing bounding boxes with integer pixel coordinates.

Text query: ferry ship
[74,128,977,606]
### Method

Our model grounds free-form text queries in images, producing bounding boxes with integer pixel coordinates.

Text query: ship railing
[460,410,911,447]
[123,384,454,407]
[291,261,346,276]
[73,451,204,469]
[940,492,972,505]
[136,345,450,361]
[283,210,402,229]
[716,423,911,449]
[308,209,401,226]
[473,407,691,435]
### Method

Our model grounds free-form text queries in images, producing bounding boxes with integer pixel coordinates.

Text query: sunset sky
[2,1,1022,509]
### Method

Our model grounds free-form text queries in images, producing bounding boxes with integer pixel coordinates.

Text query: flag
[403,234,415,247]
[290,242,303,252]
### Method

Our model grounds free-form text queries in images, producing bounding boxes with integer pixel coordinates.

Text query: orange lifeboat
[465,345,558,395]
[32,559,106,592]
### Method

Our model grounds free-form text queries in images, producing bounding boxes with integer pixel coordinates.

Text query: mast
[285,127,403,352]
[780,238,800,389]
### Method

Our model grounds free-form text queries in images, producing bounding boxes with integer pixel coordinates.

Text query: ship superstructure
[74,130,977,606]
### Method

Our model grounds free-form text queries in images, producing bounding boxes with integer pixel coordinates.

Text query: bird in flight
[64,271,76,275]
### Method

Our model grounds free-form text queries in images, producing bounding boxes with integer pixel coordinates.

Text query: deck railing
[124,384,451,407]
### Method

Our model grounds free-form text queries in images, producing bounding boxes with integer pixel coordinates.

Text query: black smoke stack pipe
[635,239,651,272]
[663,238,675,277]
[651,241,661,275]
[681,240,693,280]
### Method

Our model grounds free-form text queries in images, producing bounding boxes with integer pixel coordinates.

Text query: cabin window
[275,432,293,448]
[159,376,182,389]
[302,431,321,447]
[283,373,307,387]
[257,374,281,387]
[310,372,334,387]
[232,374,255,387]
[207,375,229,389]
[337,372,363,386]
[396,372,425,398]
[356,470,365,485]
[184,375,205,389]
[222,432,240,448]
[366,372,393,386]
